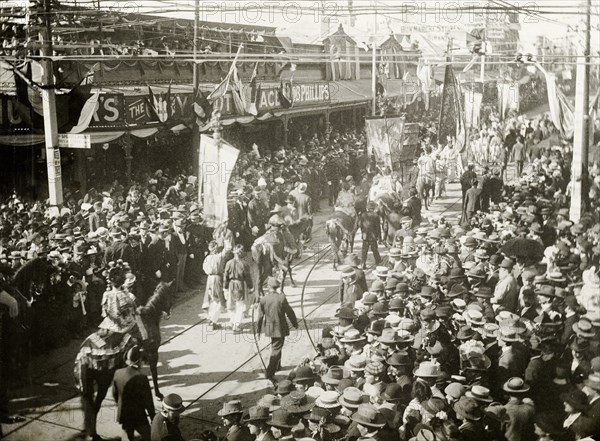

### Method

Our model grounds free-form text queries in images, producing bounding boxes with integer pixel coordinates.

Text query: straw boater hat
[338,387,366,409]
[339,328,366,343]
[503,377,530,395]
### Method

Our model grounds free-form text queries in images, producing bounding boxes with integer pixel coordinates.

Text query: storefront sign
[58,133,91,149]
[257,82,330,111]
[290,83,330,105]
[0,94,27,129]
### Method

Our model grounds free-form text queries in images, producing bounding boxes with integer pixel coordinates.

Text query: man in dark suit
[230,191,251,249]
[104,228,135,266]
[461,180,481,226]
[496,326,529,388]
[525,340,558,412]
[112,346,155,441]
[170,219,190,292]
[404,187,422,228]
[460,164,477,203]
[257,277,298,383]
[359,201,382,268]
[247,188,270,239]
[574,374,600,438]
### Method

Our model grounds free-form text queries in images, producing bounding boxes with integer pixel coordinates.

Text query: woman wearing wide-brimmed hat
[243,406,274,441]
[559,388,589,439]
[453,396,486,440]
[350,403,386,438]
[266,409,297,440]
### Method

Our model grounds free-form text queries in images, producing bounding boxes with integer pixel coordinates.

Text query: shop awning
[333,79,413,102]
[0,133,45,147]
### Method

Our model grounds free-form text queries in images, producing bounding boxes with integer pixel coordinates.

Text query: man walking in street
[112,346,155,441]
[512,136,526,177]
[359,201,382,269]
[256,277,298,384]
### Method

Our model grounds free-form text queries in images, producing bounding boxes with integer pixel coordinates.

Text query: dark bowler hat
[163,393,184,411]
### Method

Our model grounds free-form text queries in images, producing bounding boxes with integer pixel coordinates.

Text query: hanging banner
[497,81,520,119]
[464,82,483,129]
[366,117,393,169]
[199,134,240,228]
[438,62,466,151]
[387,117,406,165]
[541,71,574,139]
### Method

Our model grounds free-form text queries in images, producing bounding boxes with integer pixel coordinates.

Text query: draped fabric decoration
[497,81,521,119]
[541,70,574,139]
[416,62,434,111]
[12,63,96,133]
[323,25,358,81]
[464,82,483,129]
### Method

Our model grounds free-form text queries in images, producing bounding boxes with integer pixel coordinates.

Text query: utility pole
[192,0,201,184]
[480,6,488,83]
[570,0,591,222]
[40,0,63,206]
[371,0,378,115]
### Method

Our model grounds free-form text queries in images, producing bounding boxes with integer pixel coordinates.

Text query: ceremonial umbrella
[500,237,544,260]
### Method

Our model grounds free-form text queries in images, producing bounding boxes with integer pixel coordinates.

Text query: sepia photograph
[0,0,599,440]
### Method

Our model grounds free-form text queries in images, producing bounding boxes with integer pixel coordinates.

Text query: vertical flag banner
[207,44,243,103]
[365,117,392,169]
[147,83,171,123]
[199,134,240,228]
[541,70,574,139]
[438,62,466,151]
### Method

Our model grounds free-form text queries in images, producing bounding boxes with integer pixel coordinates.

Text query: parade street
[3,183,462,441]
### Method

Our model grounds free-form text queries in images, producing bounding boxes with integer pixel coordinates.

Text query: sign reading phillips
[257,82,331,111]
[290,83,331,105]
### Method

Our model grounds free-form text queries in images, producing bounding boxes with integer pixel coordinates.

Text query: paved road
[4,182,463,441]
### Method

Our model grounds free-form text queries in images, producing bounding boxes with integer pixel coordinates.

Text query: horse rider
[335,181,357,220]
[292,183,312,243]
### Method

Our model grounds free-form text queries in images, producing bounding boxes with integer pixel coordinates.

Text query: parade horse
[137,280,174,400]
[416,168,435,211]
[7,258,61,382]
[375,193,405,248]
[325,210,357,270]
[251,227,298,295]
[287,217,312,257]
